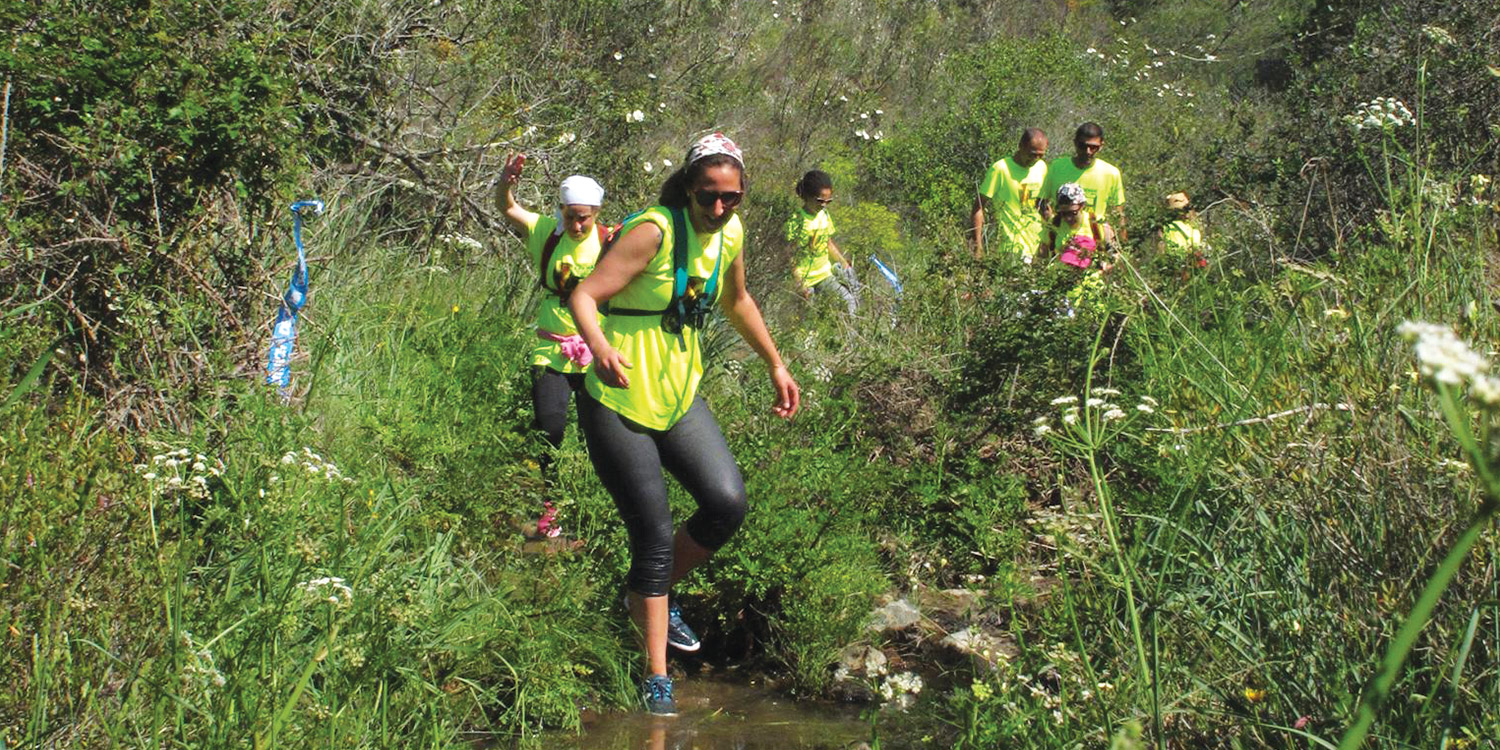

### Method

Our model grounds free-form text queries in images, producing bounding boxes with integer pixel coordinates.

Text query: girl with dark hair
[568,133,800,716]
[786,170,858,314]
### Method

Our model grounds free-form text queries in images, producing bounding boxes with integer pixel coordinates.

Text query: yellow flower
[451,305,460,313]
[1244,687,1267,703]
[970,680,994,701]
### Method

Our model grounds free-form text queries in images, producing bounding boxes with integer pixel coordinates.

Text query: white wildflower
[643,161,653,172]
[1398,320,1490,389]
[557,132,577,145]
[1103,408,1126,421]
[1421,25,1456,46]
[612,51,623,61]
[1136,403,1155,413]
[1063,411,1079,426]
[143,472,158,481]
[1050,395,1078,405]
[1035,424,1052,436]
[1091,387,1121,397]
[297,576,354,606]
[1140,395,1158,406]
[1086,397,1106,408]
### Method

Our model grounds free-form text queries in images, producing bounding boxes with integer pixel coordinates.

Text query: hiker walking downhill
[497,155,609,538]
[568,133,800,716]
[787,169,859,315]
[972,128,1049,263]
[1040,122,1127,243]
[1155,191,1207,279]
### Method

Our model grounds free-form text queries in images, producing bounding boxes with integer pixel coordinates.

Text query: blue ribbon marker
[869,254,903,296]
[266,200,325,396]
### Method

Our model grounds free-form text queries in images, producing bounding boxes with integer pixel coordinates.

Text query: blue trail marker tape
[869,254,903,296]
[266,200,324,395]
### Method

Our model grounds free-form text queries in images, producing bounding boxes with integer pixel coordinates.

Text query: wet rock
[867,598,921,632]
[838,644,888,678]
[939,627,1017,670]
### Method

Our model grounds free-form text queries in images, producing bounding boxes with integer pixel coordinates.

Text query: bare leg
[629,591,670,677]
[669,528,713,584]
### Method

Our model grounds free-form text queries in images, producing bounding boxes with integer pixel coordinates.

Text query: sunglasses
[814,197,834,205]
[693,189,744,209]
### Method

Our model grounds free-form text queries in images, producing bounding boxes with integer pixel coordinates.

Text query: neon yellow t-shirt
[1161,219,1202,256]
[978,156,1047,259]
[785,208,836,288]
[521,209,604,373]
[1040,157,1125,217]
[585,206,744,431]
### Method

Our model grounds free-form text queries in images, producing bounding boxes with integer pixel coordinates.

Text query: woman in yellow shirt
[497,156,608,537]
[569,133,799,716]
[786,170,858,314]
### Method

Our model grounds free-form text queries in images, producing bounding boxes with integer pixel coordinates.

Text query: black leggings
[578,391,747,597]
[532,366,585,451]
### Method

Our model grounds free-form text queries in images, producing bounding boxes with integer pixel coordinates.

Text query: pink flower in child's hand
[537,501,561,538]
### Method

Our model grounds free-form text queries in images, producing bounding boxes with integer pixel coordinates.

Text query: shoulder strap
[538,227,564,291]
[670,206,690,302]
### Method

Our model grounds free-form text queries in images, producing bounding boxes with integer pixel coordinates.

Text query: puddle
[519,678,871,750]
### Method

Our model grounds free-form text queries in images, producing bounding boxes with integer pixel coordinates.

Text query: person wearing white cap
[568,133,800,716]
[496,154,610,537]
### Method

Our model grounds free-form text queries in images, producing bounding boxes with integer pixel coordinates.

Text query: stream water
[522,678,872,750]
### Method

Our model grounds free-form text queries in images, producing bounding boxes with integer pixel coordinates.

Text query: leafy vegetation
[3,0,1499,747]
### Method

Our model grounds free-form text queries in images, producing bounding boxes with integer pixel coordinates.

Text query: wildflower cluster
[1421,24,1457,47]
[1034,388,1155,437]
[134,448,223,499]
[297,576,355,606]
[965,645,1112,729]
[878,671,924,711]
[179,631,226,692]
[278,447,356,485]
[1344,97,1414,131]
[1397,321,1500,404]
[436,233,483,252]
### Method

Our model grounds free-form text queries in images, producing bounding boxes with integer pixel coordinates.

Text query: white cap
[559,175,604,207]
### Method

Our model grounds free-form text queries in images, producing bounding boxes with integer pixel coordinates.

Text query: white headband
[559,175,604,207]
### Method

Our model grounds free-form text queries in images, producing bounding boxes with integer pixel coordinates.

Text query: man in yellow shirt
[1040,122,1126,244]
[972,128,1048,261]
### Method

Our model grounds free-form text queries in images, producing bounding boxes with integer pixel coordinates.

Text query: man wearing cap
[1040,122,1127,244]
[972,128,1049,262]
[497,154,610,536]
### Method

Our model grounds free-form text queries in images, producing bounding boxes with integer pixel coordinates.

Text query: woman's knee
[687,477,747,550]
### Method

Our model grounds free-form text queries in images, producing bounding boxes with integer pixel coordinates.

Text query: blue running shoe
[641,674,679,716]
[667,601,702,652]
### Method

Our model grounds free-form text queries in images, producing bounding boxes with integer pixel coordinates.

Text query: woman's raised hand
[500,153,527,188]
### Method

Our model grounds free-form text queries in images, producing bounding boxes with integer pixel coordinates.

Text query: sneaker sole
[668,639,701,653]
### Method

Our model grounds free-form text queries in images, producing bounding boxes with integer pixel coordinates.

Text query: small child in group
[1155,191,1207,279]
[1042,182,1116,314]
[785,170,859,315]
